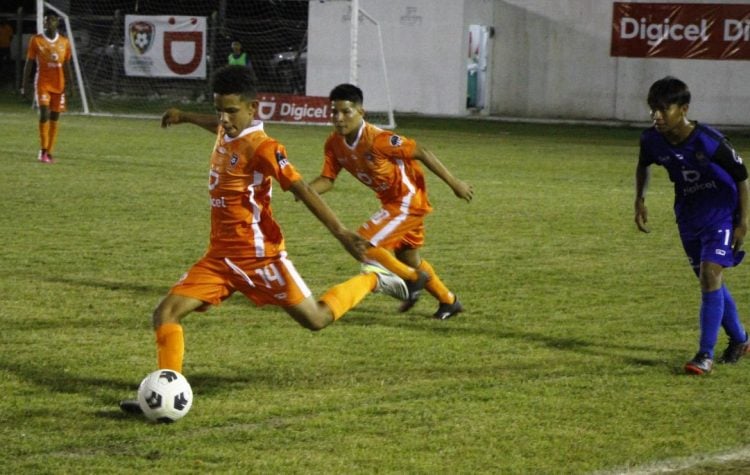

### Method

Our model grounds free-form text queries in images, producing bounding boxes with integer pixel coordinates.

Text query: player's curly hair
[329,83,364,104]
[211,65,257,99]
[648,76,691,110]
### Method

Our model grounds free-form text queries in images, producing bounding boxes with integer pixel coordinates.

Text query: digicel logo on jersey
[257,94,331,124]
[611,3,750,59]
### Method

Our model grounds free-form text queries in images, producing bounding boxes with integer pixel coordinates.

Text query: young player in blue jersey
[635,76,750,375]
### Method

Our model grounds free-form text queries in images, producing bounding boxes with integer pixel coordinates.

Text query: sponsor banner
[257,94,331,124]
[611,2,750,60]
[125,15,207,78]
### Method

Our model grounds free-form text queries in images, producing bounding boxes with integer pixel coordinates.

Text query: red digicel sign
[257,94,331,124]
[611,2,750,59]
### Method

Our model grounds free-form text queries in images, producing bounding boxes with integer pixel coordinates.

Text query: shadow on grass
[340,306,679,370]
[43,274,163,295]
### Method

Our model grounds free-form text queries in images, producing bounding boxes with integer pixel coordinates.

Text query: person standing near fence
[0,20,13,81]
[227,40,257,83]
[21,11,74,164]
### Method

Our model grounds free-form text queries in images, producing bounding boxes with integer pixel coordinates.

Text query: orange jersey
[322,121,432,215]
[26,33,71,94]
[206,121,302,259]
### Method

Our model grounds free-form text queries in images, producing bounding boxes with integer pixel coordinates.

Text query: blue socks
[699,285,749,357]
[699,288,724,358]
[721,285,748,344]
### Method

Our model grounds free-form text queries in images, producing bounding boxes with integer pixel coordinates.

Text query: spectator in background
[227,40,257,83]
[0,20,13,80]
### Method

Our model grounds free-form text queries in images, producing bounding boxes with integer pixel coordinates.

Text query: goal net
[34,0,395,127]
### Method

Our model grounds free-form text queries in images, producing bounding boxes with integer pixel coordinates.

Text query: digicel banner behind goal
[611,2,750,60]
[257,94,331,125]
[124,15,207,78]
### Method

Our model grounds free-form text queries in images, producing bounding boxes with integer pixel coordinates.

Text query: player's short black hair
[647,76,691,110]
[211,65,257,100]
[329,84,364,104]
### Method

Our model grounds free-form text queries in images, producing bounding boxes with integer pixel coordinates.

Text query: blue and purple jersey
[639,122,747,231]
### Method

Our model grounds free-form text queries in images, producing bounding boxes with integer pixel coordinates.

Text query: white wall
[308,0,750,125]
[494,0,750,126]
[308,0,472,115]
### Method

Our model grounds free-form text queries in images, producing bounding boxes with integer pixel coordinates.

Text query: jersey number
[255,263,286,288]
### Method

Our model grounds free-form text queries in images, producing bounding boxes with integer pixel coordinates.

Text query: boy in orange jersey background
[120,66,407,415]
[309,84,474,320]
[21,12,74,164]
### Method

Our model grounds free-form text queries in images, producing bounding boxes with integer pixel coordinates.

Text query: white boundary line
[595,446,750,474]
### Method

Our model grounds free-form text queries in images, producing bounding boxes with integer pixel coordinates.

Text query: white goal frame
[349,0,395,129]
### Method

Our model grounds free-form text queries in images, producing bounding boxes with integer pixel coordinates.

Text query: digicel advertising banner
[124,15,207,78]
[257,94,331,124]
[611,2,750,59]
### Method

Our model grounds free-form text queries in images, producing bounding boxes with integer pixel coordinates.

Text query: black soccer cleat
[433,297,463,320]
[398,270,429,313]
[684,352,713,375]
[718,338,750,364]
[119,399,143,415]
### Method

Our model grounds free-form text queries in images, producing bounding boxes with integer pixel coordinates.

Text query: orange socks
[320,273,377,320]
[155,323,184,372]
[47,120,59,154]
[418,259,455,305]
[39,121,49,151]
[364,247,419,281]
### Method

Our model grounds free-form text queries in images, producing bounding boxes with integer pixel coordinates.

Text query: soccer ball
[137,369,193,423]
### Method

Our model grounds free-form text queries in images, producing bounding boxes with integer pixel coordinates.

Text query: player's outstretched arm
[634,163,651,233]
[290,179,368,261]
[20,59,33,99]
[309,175,335,195]
[413,144,473,203]
[63,60,75,99]
[161,108,219,132]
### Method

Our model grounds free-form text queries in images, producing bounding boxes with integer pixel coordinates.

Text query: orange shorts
[358,204,426,251]
[36,86,67,112]
[168,252,312,309]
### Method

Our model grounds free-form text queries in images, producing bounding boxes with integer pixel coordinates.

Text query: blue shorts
[680,219,743,274]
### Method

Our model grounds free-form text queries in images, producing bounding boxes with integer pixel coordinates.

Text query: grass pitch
[1,103,750,474]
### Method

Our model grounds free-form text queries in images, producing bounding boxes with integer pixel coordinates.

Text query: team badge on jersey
[276,149,290,168]
[230,153,239,167]
[390,135,403,147]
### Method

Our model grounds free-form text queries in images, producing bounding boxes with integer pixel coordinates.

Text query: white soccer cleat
[361,263,408,300]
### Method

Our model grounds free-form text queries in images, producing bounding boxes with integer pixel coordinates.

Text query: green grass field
[2,101,750,474]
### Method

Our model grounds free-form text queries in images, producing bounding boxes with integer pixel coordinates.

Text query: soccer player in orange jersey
[119,66,408,415]
[21,12,74,164]
[309,84,474,320]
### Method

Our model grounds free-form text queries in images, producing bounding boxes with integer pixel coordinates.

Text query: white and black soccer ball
[137,369,193,423]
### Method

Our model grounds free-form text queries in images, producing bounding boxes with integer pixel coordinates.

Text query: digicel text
[619,18,709,46]
[280,103,330,121]
[620,17,750,45]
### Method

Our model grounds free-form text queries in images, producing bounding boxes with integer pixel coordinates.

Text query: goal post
[353,5,395,129]
[38,0,395,128]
